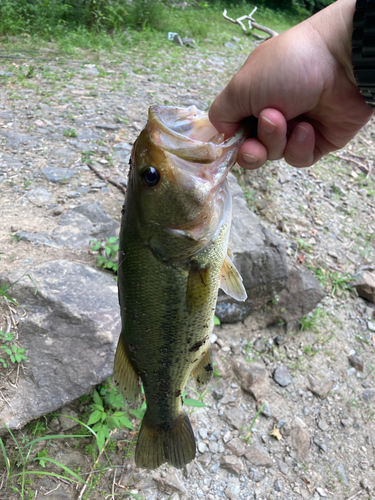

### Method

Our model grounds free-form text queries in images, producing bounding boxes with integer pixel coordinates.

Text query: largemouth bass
[114,106,248,469]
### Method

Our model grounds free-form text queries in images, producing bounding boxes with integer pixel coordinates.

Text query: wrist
[308,0,356,85]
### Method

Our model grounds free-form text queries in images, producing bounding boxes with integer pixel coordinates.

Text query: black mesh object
[352,0,375,108]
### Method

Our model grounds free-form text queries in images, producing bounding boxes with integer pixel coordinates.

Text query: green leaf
[87,410,103,425]
[130,409,146,420]
[111,393,125,408]
[91,403,104,412]
[183,398,206,408]
[118,415,134,430]
[96,424,110,451]
[214,315,220,326]
[92,422,102,432]
[107,236,118,244]
[91,241,102,251]
[111,416,120,428]
[93,390,102,406]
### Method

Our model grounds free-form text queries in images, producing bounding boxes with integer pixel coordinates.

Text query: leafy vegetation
[88,381,134,452]
[91,236,119,275]
[0,341,27,368]
[0,0,308,52]
[0,275,37,373]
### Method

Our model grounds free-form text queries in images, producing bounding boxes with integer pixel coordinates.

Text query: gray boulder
[216,174,288,322]
[0,260,121,433]
[271,268,326,323]
[16,202,120,250]
[216,175,325,324]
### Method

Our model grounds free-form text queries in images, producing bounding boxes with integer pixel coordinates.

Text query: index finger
[209,76,252,136]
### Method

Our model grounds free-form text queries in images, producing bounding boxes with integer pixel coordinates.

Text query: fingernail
[260,115,276,134]
[294,125,309,143]
[242,153,260,164]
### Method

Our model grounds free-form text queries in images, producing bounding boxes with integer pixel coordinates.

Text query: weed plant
[91,236,119,275]
[299,306,326,332]
[243,402,265,443]
[0,421,92,499]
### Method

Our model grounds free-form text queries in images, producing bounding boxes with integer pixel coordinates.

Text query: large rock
[271,268,326,323]
[16,202,120,250]
[215,174,288,323]
[0,260,121,433]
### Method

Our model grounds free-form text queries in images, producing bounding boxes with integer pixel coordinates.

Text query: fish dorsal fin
[220,254,247,302]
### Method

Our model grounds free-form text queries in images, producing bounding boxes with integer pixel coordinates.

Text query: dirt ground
[0,35,375,500]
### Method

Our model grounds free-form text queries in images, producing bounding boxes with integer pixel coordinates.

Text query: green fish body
[114,106,247,469]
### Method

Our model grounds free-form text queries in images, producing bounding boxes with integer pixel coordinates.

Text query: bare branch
[223,7,278,39]
[251,21,278,38]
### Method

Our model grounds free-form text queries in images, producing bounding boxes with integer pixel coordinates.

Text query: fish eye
[141,167,160,188]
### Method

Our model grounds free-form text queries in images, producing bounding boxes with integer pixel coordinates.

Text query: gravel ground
[0,36,375,500]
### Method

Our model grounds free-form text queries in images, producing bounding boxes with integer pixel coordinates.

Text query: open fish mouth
[147,105,247,186]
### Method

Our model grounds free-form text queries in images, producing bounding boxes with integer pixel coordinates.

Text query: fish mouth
[147,106,246,187]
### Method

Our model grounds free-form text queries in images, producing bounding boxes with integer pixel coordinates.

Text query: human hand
[209,0,373,169]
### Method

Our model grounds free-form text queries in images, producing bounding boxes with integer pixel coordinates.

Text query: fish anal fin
[186,263,211,313]
[135,410,196,469]
[192,346,213,389]
[220,254,247,302]
[113,335,140,402]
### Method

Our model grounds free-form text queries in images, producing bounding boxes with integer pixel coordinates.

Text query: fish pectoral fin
[219,254,247,302]
[113,335,140,402]
[186,263,211,313]
[191,346,213,389]
[135,410,196,469]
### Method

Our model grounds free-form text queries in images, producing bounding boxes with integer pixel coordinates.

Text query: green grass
[306,264,353,297]
[243,402,265,443]
[300,306,326,332]
[0,2,305,54]
[0,422,92,499]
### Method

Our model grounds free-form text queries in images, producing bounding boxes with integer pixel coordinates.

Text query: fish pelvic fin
[186,262,211,314]
[219,253,247,301]
[192,346,213,389]
[113,335,140,402]
[135,410,196,469]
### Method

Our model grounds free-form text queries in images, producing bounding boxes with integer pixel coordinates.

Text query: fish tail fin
[135,410,196,469]
[192,346,213,389]
[113,335,140,402]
